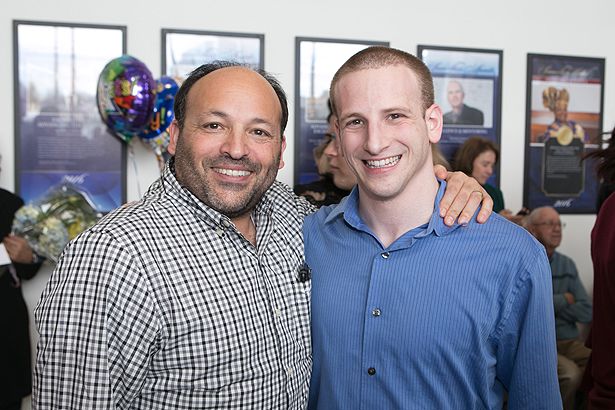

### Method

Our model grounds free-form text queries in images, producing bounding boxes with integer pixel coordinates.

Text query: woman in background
[454,136,506,213]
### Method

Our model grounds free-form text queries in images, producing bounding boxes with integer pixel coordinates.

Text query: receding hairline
[185,66,284,132]
[527,206,558,225]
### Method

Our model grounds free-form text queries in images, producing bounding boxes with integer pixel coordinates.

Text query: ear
[278,135,287,169]
[425,103,443,144]
[167,120,180,155]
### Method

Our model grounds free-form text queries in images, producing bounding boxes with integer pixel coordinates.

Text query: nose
[221,129,248,159]
[324,139,339,158]
[364,122,388,155]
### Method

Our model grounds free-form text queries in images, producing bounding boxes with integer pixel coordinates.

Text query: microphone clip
[297,263,311,283]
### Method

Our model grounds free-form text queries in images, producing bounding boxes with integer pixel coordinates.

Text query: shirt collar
[324,179,465,239]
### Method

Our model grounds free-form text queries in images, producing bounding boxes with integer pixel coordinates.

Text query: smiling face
[168,66,286,218]
[333,65,442,202]
[471,149,496,185]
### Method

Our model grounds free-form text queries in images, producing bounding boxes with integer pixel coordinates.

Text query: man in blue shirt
[305,46,561,409]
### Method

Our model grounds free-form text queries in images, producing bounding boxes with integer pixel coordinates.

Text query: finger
[4,243,16,258]
[3,238,15,250]
[456,191,485,225]
[473,184,493,223]
[433,164,448,180]
[476,193,494,224]
[445,189,479,226]
[438,171,464,218]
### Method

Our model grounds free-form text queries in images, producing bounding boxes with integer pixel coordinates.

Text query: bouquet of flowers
[12,184,102,262]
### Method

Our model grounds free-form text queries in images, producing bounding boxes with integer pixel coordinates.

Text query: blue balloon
[138,76,178,140]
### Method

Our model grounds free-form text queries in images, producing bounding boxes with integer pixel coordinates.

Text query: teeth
[365,155,400,168]
[214,168,251,177]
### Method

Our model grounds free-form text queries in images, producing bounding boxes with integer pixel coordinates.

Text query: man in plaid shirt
[33,61,491,409]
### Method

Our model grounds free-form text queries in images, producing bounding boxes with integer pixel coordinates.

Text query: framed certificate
[162,28,264,83]
[524,53,604,214]
[418,45,503,187]
[14,20,126,212]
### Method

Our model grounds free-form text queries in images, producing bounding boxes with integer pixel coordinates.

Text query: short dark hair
[453,136,500,175]
[329,46,434,116]
[173,61,289,136]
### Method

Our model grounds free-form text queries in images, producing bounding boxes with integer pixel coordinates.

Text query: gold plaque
[556,125,573,145]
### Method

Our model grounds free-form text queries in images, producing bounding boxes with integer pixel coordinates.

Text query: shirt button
[381,252,390,259]
[220,219,232,229]
[367,367,376,376]
[274,308,281,317]
[372,308,381,317]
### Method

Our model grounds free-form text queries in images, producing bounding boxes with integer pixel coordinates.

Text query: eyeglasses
[534,221,566,229]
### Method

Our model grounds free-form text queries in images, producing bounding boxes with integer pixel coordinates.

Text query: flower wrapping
[12,184,102,262]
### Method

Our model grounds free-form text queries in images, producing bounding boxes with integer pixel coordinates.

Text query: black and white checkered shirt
[33,161,314,409]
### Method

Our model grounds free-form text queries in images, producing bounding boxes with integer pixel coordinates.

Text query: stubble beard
[173,142,280,219]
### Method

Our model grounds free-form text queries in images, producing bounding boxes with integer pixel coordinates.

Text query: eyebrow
[202,110,275,128]
[338,112,363,122]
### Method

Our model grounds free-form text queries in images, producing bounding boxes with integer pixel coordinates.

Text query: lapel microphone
[297,263,311,283]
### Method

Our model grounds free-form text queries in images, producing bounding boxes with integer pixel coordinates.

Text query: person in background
[33,61,492,409]
[454,136,507,213]
[541,87,588,143]
[306,46,561,409]
[1,155,44,410]
[526,206,592,410]
[582,126,615,409]
[443,80,484,126]
[591,129,615,212]
[295,100,351,206]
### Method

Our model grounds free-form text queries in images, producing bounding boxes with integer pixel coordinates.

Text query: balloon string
[128,144,142,199]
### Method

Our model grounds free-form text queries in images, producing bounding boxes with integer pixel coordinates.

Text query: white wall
[2,2,614,398]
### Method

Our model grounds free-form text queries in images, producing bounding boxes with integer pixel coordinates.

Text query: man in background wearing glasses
[527,206,592,410]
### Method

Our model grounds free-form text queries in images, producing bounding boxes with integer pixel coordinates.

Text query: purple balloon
[96,55,156,143]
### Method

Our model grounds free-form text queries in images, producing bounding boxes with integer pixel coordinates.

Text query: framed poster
[13,21,126,213]
[294,37,388,185]
[162,29,264,84]
[418,45,503,186]
[524,53,604,214]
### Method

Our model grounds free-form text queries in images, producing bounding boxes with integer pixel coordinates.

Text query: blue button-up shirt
[305,181,561,409]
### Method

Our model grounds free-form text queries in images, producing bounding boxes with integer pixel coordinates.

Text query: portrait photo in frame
[162,29,264,84]
[13,20,127,213]
[523,53,605,214]
[418,45,503,186]
[294,37,388,186]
